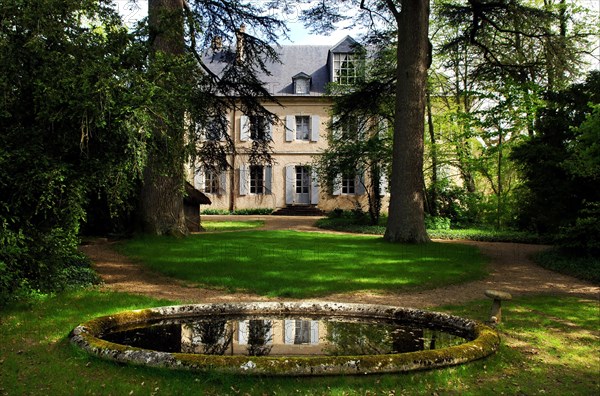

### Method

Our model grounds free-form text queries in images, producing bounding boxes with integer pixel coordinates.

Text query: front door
[295,166,310,205]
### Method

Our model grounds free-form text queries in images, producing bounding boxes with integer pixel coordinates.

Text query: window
[204,117,224,141]
[250,165,264,194]
[333,53,362,85]
[294,320,311,344]
[341,117,359,140]
[333,116,361,141]
[204,168,220,194]
[295,116,310,140]
[341,172,356,195]
[249,116,268,140]
[295,78,309,94]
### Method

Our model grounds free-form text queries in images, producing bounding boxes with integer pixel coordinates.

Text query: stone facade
[190,36,389,213]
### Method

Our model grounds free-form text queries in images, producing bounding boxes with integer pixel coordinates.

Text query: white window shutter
[265,320,273,345]
[266,121,273,140]
[198,123,206,142]
[310,115,320,142]
[332,115,341,140]
[379,173,388,196]
[332,173,342,196]
[284,320,295,344]
[221,119,229,142]
[310,168,319,204]
[310,321,319,345]
[239,164,248,196]
[357,116,367,140]
[219,171,227,194]
[238,321,248,345]
[285,165,294,204]
[240,115,249,141]
[194,167,205,191]
[285,115,295,142]
[265,165,272,194]
[356,173,366,195]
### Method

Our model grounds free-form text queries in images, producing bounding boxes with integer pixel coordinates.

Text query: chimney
[211,36,222,52]
[235,24,246,63]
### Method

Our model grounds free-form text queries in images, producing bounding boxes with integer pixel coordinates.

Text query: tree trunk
[426,86,438,216]
[384,0,431,243]
[140,0,187,236]
[496,127,503,230]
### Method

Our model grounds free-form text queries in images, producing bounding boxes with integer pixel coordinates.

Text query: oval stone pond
[70,302,500,375]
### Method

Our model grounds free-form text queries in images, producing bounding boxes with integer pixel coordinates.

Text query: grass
[116,230,487,298]
[1,290,598,395]
[315,217,548,243]
[202,220,264,232]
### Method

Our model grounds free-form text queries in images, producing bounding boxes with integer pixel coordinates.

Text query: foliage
[0,0,145,303]
[427,228,548,244]
[554,202,600,255]
[231,208,274,215]
[201,208,274,215]
[302,0,433,242]
[424,216,451,230]
[312,116,391,225]
[139,0,287,234]
[511,71,600,234]
[430,0,596,231]
[315,217,547,243]
[117,231,486,298]
[563,104,600,179]
[426,180,481,227]
[437,0,593,90]
[534,248,600,284]
[1,291,598,395]
[201,208,232,215]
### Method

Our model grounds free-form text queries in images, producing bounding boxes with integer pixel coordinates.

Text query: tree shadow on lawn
[119,231,486,298]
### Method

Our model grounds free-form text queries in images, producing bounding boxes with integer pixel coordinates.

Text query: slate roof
[203,35,359,97]
[184,182,211,205]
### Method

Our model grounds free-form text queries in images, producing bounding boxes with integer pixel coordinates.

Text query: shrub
[232,208,274,215]
[201,209,231,215]
[425,216,451,230]
[554,202,600,255]
[534,249,600,284]
[201,208,274,215]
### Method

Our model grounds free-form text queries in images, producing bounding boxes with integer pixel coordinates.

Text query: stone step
[271,206,325,216]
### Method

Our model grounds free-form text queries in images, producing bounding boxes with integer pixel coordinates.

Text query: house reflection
[180,318,463,357]
[181,318,325,356]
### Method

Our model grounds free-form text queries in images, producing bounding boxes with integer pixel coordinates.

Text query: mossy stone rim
[70,302,500,376]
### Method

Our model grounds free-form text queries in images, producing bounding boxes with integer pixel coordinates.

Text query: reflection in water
[245,320,273,356]
[181,320,233,355]
[100,315,469,357]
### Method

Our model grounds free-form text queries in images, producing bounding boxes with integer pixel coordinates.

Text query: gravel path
[81,215,599,308]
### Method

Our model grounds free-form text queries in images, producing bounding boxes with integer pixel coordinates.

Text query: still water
[101,315,471,357]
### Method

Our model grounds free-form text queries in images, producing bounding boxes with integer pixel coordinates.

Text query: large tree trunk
[426,86,438,216]
[384,0,431,243]
[139,0,187,236]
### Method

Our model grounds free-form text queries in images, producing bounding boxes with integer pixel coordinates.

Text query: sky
[113,0,363,45]
[113,0,597,65]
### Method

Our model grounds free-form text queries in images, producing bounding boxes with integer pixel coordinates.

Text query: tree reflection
[182,320,233,355]
[246,320,273,356]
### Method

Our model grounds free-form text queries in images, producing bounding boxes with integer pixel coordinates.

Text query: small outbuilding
[184,181,211,232]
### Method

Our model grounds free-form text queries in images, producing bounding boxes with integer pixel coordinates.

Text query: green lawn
[1,290,598,395]
[117,230,487,298]
[202,220,264,232]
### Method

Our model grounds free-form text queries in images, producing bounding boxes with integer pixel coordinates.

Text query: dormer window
[329,36,364,86]
[292,72,311,95]
[333,53,361,85]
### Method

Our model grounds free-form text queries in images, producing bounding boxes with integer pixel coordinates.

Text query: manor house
[189,36,389,214]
